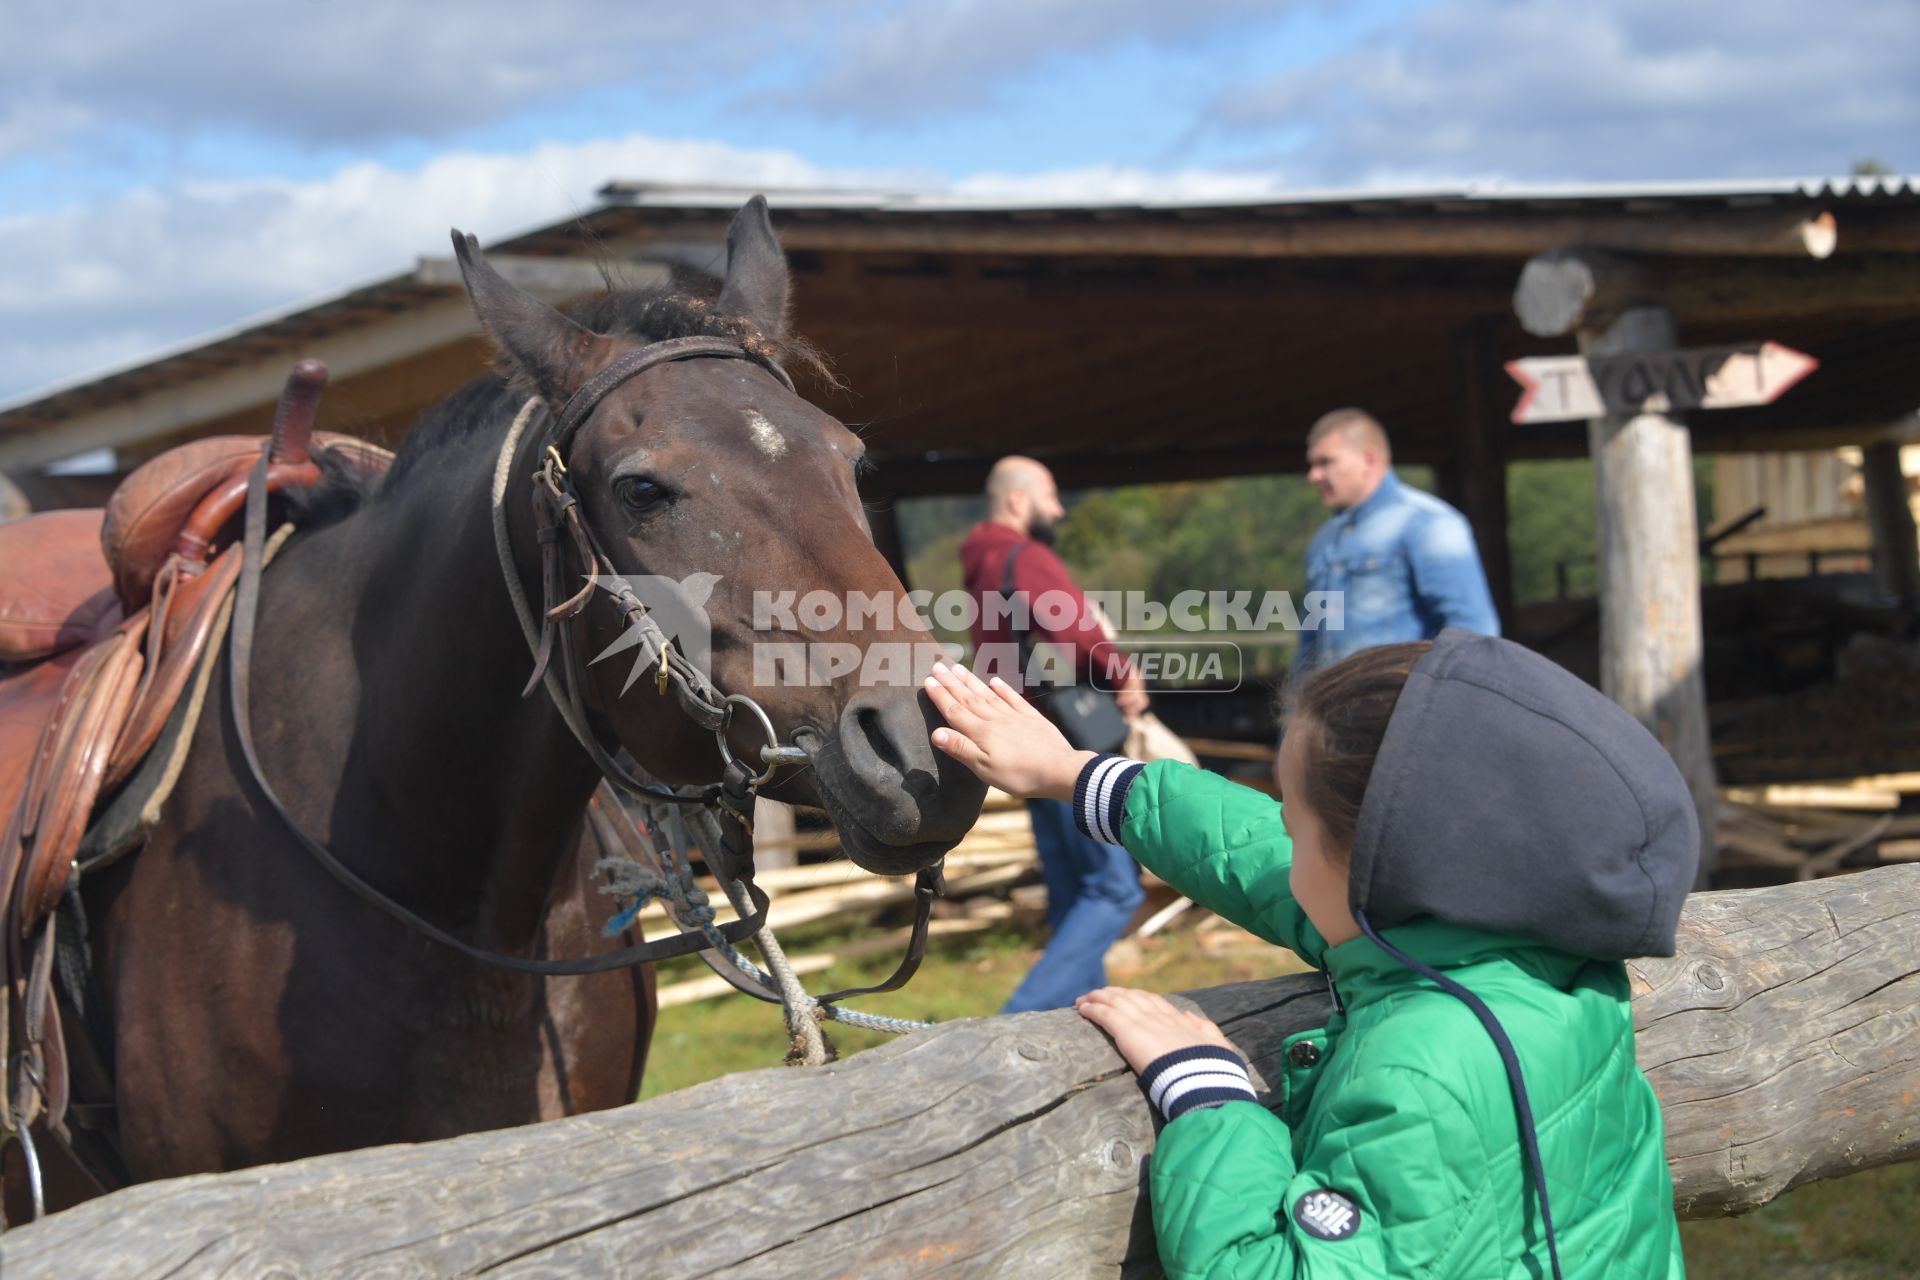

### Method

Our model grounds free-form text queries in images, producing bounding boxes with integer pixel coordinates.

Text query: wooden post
[753,798,799,870]
[1580,304,1718,884]
[1514,248,1656,340]
[1460,319,1514,623]
[1860,440,1920,605]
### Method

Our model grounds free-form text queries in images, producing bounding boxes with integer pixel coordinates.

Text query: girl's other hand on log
[923,661,1094,802]
[1075,987,1237,1076]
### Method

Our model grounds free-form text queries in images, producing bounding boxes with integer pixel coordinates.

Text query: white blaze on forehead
[744,410,787,459]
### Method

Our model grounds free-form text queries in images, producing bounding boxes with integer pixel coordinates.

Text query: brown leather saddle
[0,362,390,1206]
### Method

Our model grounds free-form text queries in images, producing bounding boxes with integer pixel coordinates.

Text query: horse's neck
[267,458,602,951]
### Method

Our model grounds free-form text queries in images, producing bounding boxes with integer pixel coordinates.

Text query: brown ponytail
[1281,641,1430,858]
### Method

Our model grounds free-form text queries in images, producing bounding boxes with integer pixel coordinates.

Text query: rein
[228,342,945,1007]
[228,440,771,976]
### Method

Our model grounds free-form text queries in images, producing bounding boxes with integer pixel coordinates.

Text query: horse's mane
[284,278,835,526]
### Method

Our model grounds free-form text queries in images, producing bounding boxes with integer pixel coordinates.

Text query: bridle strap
[228,447,770,976]
[494,398,721,809]
[810,864,944,1006]
[551,335,794,457]
[229,332,942,985]
[525,337,947,996]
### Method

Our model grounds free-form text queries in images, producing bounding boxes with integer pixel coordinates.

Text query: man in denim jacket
[1294,409,1500,674]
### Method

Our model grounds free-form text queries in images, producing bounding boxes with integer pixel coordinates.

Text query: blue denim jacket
[1295,470,1500,673]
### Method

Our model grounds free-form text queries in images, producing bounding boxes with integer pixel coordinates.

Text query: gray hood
[1348,629,1699,961]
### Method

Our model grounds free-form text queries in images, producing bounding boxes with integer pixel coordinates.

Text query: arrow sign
[1506,341,1818,425]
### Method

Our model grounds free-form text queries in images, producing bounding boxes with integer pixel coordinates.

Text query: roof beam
[0,297,483,471]
[414,254,645,296]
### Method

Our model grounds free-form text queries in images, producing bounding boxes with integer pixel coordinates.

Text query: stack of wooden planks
[1717,771,1920,879]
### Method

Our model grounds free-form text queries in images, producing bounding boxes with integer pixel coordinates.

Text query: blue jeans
[1001,798,1144,1013]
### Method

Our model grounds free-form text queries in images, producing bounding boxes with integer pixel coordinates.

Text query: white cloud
[2,0,1283,160]
[0,0,839,158]
[0,130,1290,404]
[781,0,1284,121]
[0,132,917,401]
[1208,0,1919,185]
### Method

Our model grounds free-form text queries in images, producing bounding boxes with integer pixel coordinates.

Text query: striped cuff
[1139,1045,1258,1122]
[1073,754,1146,846]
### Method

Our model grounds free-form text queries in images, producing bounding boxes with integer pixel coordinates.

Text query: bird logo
[585,571,723,695]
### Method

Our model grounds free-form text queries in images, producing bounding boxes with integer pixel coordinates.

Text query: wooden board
[1507,341,1818,424]
[1721,783,1901,812]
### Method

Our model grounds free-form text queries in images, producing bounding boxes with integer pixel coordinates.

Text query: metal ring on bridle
[716,692,784,787]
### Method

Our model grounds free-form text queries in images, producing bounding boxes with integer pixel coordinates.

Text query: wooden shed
[3,180,1916,576]
[3,178,1918,877]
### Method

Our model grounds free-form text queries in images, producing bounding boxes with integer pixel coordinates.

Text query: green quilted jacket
[1119,760,1685,1279]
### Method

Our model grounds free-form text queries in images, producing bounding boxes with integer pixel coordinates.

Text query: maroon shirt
[958,521,1131,696]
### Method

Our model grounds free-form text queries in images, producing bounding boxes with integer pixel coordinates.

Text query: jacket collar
[1321,916,1583,1003]
[1333,467,1402,525]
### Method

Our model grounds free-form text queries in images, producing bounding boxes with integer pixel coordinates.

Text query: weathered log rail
[3,867,1916,1278]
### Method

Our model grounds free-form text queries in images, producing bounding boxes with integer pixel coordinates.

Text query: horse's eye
[615,476,672,516]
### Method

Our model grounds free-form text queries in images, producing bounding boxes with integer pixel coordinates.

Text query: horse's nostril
[856,704,907,778]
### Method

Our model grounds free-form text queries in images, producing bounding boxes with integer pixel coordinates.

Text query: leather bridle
[513,337,809,831]
[229,340,945,999]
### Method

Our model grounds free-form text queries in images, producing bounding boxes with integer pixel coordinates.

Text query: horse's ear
[450,229,607,404]
[715,196,789,339]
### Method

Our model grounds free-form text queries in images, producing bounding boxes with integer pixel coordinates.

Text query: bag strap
[1000,541,1038,675]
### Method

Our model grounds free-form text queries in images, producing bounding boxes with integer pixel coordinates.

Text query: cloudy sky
[1,0,1913,409]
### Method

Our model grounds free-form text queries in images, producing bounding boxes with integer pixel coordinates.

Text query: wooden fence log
[3,867,1916,1278]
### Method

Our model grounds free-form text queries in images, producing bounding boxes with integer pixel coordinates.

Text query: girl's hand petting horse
[921,662,1094,801]
[1075,987,1238,1075]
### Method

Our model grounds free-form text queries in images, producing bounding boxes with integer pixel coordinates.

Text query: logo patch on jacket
[1293,1188,1360,1240]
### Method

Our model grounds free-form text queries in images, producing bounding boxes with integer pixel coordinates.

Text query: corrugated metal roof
[598,175,1920,214]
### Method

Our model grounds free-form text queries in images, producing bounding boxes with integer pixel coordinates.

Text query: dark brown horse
[8,197,983,1211]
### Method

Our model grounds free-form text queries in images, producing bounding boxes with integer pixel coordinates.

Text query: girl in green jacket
[923,630,1693,1279]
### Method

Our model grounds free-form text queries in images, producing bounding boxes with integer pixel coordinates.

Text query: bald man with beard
[960,456,1147,1012]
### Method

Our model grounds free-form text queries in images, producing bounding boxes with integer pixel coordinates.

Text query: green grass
[1679,1163,1920,1279]
[637,922,1034,1098]
[637,915,1301,1098]
[637,915,1918,1277]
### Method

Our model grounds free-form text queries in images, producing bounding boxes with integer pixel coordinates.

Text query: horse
[3,196,984,1215]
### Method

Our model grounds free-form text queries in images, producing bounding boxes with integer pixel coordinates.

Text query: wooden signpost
[1506,340,1817,424]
